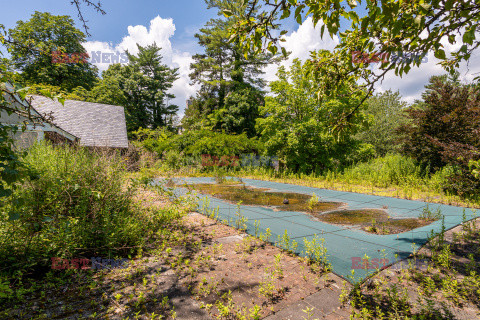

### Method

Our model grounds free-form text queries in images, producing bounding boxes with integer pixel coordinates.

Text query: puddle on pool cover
[186,183,343,213]
[184,183,437,234]
[318,209,435,234]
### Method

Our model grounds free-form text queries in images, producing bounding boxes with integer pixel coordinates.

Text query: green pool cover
[166,177,477,282]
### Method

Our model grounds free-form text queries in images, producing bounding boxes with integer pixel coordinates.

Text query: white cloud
[262,17,340,83]
[263,20,480,103]
[375,33,480,104]
[282,17,339,61]
[83,15,480,117]
[82,16,198,115]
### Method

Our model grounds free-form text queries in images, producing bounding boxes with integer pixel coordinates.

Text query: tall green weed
[0,142,177,274]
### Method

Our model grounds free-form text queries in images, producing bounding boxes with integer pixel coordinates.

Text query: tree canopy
[356,90,408,156]
[86,44,179,132]
[399,75,480,195]
[184,0,280,136]
[7,11,99,91]
[257,56,372,173]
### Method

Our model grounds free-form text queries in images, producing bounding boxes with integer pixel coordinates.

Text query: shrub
[183,130,262,157]
[398,75,480,197]
[130,127,174,155]
[132,128,263,159]
[0,142,176,274]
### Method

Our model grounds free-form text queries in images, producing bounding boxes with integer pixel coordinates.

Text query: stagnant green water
[185,183,436,234]
[185,183,343,211]
[318,209,433,234]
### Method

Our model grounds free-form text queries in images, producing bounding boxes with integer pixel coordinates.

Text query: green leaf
[8,212,20,221]
[360,17,369,31]
[222,9,233,18]
[463,26,476,45]
[280,8,291,20]
[347,0,357,8]
[295,5,304,19]
[349,11,359,25]
[434,49,446,60]
[268,45,278,55]
[296,14,302,24]
[414,15,422,27]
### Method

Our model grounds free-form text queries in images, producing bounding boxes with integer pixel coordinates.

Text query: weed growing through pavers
[177,209,345,319]
[273,254,284,279]
[235,235,262,255]
[303,235,331,273]
[276,230,298,253]
[302,306,319,320]
[234,201,248,231]
[260,227,272,243]
[339,216,480,319]
[259,266,286,302]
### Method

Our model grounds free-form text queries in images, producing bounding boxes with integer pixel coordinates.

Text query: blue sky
[3,1,480,114]
[2,0,217,52]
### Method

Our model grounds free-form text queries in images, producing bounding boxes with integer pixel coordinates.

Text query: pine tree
[93,43,179,131]
[184,0,280,136]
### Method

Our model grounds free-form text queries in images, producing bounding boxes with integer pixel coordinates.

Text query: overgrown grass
[329,154,447,189]
[0,142,183,279]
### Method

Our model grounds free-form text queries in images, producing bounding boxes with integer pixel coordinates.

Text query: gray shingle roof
[30,95,129,148]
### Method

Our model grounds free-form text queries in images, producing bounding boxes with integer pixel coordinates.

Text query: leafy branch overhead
[229,0,480,100]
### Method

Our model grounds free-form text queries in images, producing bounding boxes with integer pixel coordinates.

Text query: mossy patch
[317,209,388,225]
[186,183,343,213]
[317,209,436,234]
[185,183,438,234]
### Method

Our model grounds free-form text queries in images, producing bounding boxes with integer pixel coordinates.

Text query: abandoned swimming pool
[164,177,477,282]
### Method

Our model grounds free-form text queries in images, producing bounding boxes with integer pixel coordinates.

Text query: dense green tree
[81,44,178,131]
[257,56,372,173]
[7,11,98,91]
[399,75,480,196]
[184,0,278,136]
[356,90,408,156]
[206,70,263,137]
[182,91,217,131]
[126,44,179,129]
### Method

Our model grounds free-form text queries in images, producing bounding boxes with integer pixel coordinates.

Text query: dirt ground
[3,187,480,319]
